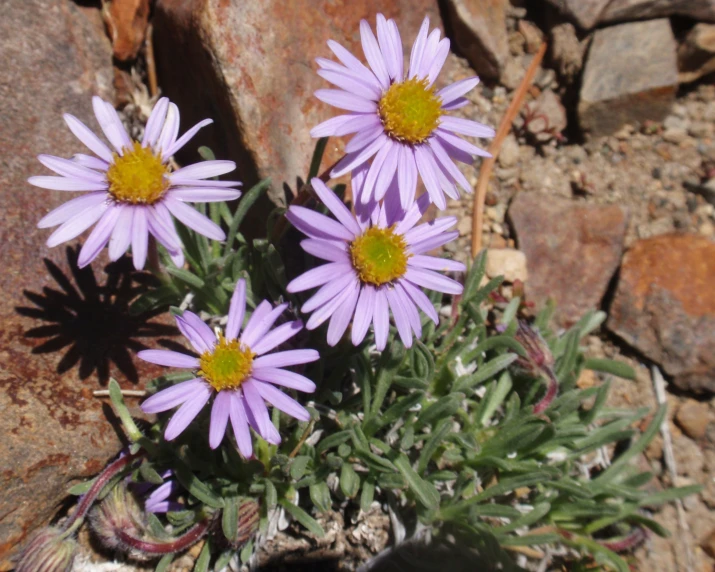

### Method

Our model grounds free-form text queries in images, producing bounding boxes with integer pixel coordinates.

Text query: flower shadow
[17,245,177,384]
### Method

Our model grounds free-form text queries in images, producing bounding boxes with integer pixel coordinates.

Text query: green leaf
[364,392,423,436]
[279,499,325,537]
[340,463,360,498]
[453,354,518,393]
[224,178,271,255]
[174,462,224,508]
[410,340,435,380]
[67,480,94,496]
[222,497,239,543]
[639,484,702,507]
[264,479,277,509]
[418,418,452,473]
[370,341,406,416]
[154,554,173,572]
[165,266,205,289]
[595,405,666,484]
[214,550,235,571]
[584,358,636,380]
[316,430,352,454]
[108,379,143,442]
[462,251,487,303]
[394,455,440,510]
[309,482,332,513]
[415,394,460,430]
[139,462,165,485]
[193,539,211,572]
[308,137,329,180]
[360,477,376,512]
[290,456,312,481]
[496,502,550,534]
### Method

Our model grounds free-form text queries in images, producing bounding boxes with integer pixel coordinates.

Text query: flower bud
[219,498,260,549]
[89,483,149,559]
[513,320,554,376]
[15,526,77,572]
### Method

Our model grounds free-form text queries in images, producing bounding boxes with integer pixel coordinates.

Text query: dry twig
[471,42,547,257]
[652,366,695,572]
[93,389,147,398]
[145,23,158,98]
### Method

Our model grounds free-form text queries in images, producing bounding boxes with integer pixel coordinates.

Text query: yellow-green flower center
[106,141,169,205]
[199,333,255,392]
[350,226,410,286]
[378,78,442,144]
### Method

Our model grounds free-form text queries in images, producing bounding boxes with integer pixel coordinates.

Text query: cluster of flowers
[29,15,493,460]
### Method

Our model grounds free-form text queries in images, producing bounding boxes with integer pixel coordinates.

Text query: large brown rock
[509,194,628,327]
[442,0,509,81]
[153,0,441,207]
[607,234,715,394]
[0,0,171,565]
[545,0,715,30]
[579,19,677,138]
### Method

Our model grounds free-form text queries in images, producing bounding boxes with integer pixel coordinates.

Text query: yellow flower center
[350,226,410,286]
[378,78,442,144]
[199,333,255,392]
[106,141,169,205]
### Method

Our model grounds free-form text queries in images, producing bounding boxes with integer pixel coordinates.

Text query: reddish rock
[509,194,628,327]
[675,399,710,440]
[0,0,170,565]
[579,19,677,138]
[442,0,509,81]
[607,234,715,394]
[103,0,151,61]
[153,0,441,207]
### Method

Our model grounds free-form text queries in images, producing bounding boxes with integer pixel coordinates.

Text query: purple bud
[89,483,150,560]
[220,498,260,549]
[15,526,77,572]
[512,320,559,414]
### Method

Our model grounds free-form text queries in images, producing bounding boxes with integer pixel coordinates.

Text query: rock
[498,134,519,168]
[523,89,567,142]
[485,248,528,283]
[509,194,628,327]
[543,0,610,30]
[579,19,677,138]
[703,527,715,559]
[153,0,441,208]
[675,399,711,440]
[518,20,544,54]
[0,0,171,565]
[600,0,715,24]
[678,23,715,84]
[442,0,509,81]
[607,234,715,394]
[103,0,150,61]
[549,22,586,84]
[545,0,715,31]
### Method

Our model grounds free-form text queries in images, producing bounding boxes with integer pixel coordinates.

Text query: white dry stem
[652,365,694,572]
[92,389,146,398]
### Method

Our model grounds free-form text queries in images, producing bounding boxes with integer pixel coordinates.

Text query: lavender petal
[385,286,413,347]
[141,378,207,414]
[327,278,360,346]
[131,207,148,270]
[251,321,302,356]
[137,349,199,369]
[286,206,355,242]
[63,113,114,162]
[253,380,311,422]
[314,89,377,113]
[252,367,317,393]
[142,97,169,148]
[170,160,236,181]
[373,289,390,351]
[163,118,213,160]
[229,392,254,458]
[164,197,225,241]
[164,383,212,440]
[252,349,320,370]
[28,176,108,192]
[226,279,247,341]
[209,391,231,449]
[77,206,122,267]
[352,285,376,345]
[241,302,289,348]
[38,192,107,229]
[405,267,463,295]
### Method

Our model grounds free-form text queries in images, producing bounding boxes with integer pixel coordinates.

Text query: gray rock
[579,19,677,138]
[442,0,509,81]
[545,0,715,30]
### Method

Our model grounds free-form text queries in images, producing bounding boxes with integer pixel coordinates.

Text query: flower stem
[533,369,559,414]
[117,519,210,554]
[62,451,142,532]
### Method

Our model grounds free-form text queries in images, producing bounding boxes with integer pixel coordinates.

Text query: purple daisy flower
[29,96,242,270]
[311,14,494,210]
[286,178,465,350]
[137,279,317,458]
[134,470,183,514]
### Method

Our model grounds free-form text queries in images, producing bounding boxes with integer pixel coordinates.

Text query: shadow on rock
[17,245,177,384]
